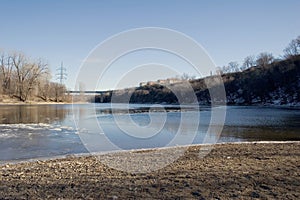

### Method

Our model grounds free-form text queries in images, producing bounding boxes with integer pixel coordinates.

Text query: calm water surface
[0,104,299,162]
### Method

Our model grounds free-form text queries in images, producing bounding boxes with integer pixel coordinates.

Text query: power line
[56,61,67,84]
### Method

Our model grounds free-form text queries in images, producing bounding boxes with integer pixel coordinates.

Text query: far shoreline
[0,101,300,109]
[0,101,89,106]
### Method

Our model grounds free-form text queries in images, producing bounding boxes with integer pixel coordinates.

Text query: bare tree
[242,55,256,70]
[221,65,230,74]
[37,73,52,101]
[12,53,48,101]
[180,73,196,80]
[50,82,66,102]
[228,61,240,72]
[256,52,274,67]
[284,35,300,58]
[0,50,69,102]
[220,62,239,74]
[0,52,14,94]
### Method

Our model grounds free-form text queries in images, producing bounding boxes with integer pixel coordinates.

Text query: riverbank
[1,142,299,199]
[0,94,89,105]
[0,101,88,105]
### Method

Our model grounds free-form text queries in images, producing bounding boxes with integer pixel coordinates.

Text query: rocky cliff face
[95,56,300,106]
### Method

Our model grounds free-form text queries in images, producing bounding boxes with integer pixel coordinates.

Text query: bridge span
[68,90,111,95]
[68,90,112,102]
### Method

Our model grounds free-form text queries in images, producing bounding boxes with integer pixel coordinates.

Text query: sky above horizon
[0,0,300,90]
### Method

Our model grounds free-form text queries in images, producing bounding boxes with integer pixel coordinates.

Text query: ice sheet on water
[0,133,17,139]
[60,126,74,130]
[0,123,76,139]
[0,123,51,130]
[50,128,62,131]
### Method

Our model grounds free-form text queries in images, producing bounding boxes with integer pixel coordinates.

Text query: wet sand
[1,142,300,199]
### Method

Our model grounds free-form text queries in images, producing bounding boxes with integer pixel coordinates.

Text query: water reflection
[0,105,70,124]
[0,105,86,162]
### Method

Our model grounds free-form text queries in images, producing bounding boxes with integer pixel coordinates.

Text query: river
[0,104,299,162]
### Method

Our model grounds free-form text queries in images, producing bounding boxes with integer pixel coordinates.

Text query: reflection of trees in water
[0,105,70,124]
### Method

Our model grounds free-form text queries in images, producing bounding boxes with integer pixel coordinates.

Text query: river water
[0,104,299,162]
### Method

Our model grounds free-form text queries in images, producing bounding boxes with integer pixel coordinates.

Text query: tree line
[94,34,300,105]
[0,52,68,102]
[216,35,300,74]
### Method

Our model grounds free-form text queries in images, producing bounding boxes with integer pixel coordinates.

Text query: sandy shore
[1,142,300,199]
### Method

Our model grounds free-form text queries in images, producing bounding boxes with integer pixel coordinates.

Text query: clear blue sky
[1,0,299,90]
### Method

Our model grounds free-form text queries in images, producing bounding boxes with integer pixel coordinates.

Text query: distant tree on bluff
[284,35,300,58]
[256,52,274,67]
[242,55,256,70]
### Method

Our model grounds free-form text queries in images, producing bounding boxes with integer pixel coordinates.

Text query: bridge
[67,90,112,103]
[67,90,110,95]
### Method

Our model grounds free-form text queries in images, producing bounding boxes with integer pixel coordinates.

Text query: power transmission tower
[56,62,67,84]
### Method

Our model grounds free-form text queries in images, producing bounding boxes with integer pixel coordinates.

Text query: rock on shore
[1,142,300,199]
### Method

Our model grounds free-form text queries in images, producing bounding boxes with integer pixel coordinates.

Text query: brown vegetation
[0,52,69,102]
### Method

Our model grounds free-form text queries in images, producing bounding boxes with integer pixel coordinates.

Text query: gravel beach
[1,142,300,199]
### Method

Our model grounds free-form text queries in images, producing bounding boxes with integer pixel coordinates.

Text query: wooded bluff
[94,55,300,106]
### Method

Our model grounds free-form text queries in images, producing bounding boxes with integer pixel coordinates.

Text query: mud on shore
[1,142,300,199]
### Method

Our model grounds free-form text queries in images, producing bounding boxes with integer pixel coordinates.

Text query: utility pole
[56,61,67,84]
